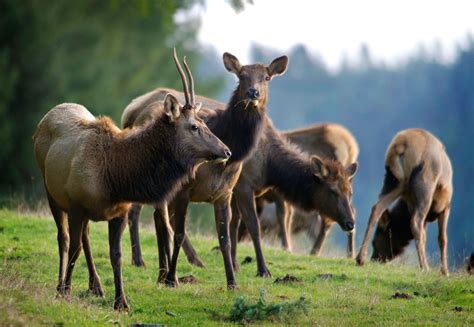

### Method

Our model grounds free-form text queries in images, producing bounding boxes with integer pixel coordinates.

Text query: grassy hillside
[0,209,472,325]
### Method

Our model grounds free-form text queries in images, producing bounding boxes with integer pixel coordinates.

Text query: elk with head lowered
[240,123,359,258]
[32,49,230,311]
[356,128,452,275]
[122,52,289,288]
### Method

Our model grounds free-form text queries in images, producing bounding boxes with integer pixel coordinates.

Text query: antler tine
[173,48,190,105]
[183,56,195,105]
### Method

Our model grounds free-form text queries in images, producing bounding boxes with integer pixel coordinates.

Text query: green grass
[0,209,472,326]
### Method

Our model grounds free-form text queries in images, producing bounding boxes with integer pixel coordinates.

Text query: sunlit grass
[0,209,472,325]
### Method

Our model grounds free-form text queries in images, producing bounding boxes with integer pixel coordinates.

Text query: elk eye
[191,124,198,131]
[265,75,271,81]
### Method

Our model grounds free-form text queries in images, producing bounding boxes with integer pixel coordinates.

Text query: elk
[227,120,358,275]
[248,123,359,257]
[356,128,452,275]
[32,49,230,310]
[121,53,289,288]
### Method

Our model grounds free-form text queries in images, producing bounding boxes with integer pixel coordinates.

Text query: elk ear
[310,156,328,179]
[164,93,181,122]
[223,52,242,75]
[194,102,202,113]
[268,55,288,77]
[346,162,358,178]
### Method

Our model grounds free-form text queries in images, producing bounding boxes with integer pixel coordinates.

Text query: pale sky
[184,0,474,69]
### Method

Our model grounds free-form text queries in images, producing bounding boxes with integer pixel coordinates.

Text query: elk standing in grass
[227,121,358,274]
[356,128,452,275]
[32,49,230,310]
[122,52,289,288]
[247,123,359,257]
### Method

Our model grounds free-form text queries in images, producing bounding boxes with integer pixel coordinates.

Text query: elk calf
[32,50,230,310]
[356,128,452,275]
[251,123,359,257]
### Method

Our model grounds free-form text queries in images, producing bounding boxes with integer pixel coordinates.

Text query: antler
[173,48,191,106]
[183,56,195,105]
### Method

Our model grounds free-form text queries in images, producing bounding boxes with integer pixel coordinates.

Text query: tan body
[253,123,359,257]
[35,104,131,221]
[356,128,452,275]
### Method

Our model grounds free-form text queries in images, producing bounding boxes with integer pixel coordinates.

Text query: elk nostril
[254,90,260,98]
[225,149,232,158]
[346,222,354,231]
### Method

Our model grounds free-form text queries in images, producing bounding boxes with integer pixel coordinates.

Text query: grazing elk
[356,128,452,275]
[122,52,289,288]
[32,49,230,310]
[248,123,359,257]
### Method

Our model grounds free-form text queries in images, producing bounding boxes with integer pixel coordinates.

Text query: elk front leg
[310,215,332,256]
[356,187,401,266]
[347,229,356,259]
[234,185,271,277]
[82,221,104,296]
[127,203,145,267]
[229,196,242,272]
[47,192,70,295]
[437,207,450,276]
[214,193,237,289]
[108,216,129,311]
[165,190,190,287]
[153,202,172,283]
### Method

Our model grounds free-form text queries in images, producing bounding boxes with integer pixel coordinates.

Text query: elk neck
[208,88,266,163]
[103,115,193,204]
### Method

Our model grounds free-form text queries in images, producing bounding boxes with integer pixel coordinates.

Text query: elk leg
[47,192,69,295]
[153,202,172,282]
[356,187,401,265]
[214,193,237,289]
[229,196,242,272]
[127,203,145,267]
[310,216,332,256]
[234,185,271,277]
[285,203,294,244]
[63,208,85,296]
[347,229,356,259]
[82,221,104,296]
[182,234,205,268]
[409,183,435,272]
[437,206,450,276]
[165,190,190,287]
[108,216,129,311]
[275,197,292,251]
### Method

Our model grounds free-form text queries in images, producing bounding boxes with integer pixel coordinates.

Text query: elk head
[371,200,413,262]
[166,49,231,164]
[223,52,288,110]
[310,156,358,232]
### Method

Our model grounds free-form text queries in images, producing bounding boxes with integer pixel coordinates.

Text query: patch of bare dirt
[274,274,302,284]
[178,275,198,284]
[390,292,413,300]
[241,256,253,265]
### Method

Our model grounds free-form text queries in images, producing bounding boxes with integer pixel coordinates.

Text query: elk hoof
[257,269,272,278]
[114,299,130,313]
[131,256,146,267]
[227,283,238,290]
[165,277,179,288]
[356,255,365,266]
[187,256,206,268]
[89,283,105,297]
[56,284,71,297]
[157,270,169,284]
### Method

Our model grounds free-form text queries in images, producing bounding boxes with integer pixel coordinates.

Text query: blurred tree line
[245,41,474,264]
